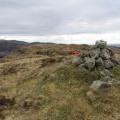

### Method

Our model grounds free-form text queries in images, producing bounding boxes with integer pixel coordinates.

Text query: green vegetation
[112,66,120,80]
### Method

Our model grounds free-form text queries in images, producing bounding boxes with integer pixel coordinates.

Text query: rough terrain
[0,43,120,120]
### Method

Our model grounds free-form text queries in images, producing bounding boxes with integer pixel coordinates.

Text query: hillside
[0,40,57,58]
[0,44,120,120]
[0,40,28,58]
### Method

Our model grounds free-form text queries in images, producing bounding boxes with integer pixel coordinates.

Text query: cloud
[0,0,120,36]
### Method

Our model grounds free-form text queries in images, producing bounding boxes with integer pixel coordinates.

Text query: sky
[0,0,120,44]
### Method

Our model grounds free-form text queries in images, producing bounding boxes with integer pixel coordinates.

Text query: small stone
[100,69,114,78]
[111,56,120,65]
[90,80,111,91]
[107,79,120,86]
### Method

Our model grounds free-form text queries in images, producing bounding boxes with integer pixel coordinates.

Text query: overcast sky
[0,0,120,44]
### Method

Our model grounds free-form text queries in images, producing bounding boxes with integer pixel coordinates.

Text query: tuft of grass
[47,104,72,120]
[56,65,101,82]
[0,44,120,120]
[112,66,120,80]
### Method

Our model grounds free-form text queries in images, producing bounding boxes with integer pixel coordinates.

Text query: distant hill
[0,39,120,58]
[29,42,55,45]
[109,44,120,48]
[0,40,28,57]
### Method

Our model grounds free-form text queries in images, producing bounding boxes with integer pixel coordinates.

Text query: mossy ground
[0,45,120,120]
[112,66,120,80]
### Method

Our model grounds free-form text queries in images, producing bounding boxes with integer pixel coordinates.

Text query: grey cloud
[0,0,120,35]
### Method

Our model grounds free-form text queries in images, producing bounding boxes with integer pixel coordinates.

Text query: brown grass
[0,44,120,120]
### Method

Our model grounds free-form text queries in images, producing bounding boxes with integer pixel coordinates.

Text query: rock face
[75,40,119,70]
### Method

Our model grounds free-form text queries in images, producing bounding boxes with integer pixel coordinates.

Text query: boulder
[100,49,111,60]
[90,78,120,91]
[104,60,114,69]
[95,57,104,67]
[84,57,95,70]
[78,64,87,71]
[95,40,107,49]
[89,48,100,59]
[90,80,111,91]
[72,57,84,66]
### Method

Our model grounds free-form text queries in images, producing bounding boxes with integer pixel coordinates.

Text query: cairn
[75,40,119,70]
[74,40,120,91]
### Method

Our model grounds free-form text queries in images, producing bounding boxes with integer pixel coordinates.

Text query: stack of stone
[73,40,120,91]
[74,40,119,70]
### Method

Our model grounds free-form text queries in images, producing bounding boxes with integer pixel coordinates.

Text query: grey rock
[78,64,87,71]
[100,49,111,60]
[95,40,107,49]
[84,57,95,70]
[89,48,100,59]
[107,79,120,86]
[111,56,120,65]
[104,60,114,69]
[103,76,112,81]
[95,57,104,67]
[72,58,84,66]
[103,77,120,86]
[90,80,111,91]
[100,69,114,78]
[107,48,114,56]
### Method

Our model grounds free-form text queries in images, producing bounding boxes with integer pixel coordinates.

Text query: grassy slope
[0,44,120,120]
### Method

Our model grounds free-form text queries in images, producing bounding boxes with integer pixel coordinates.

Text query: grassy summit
[0,44,120,120]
